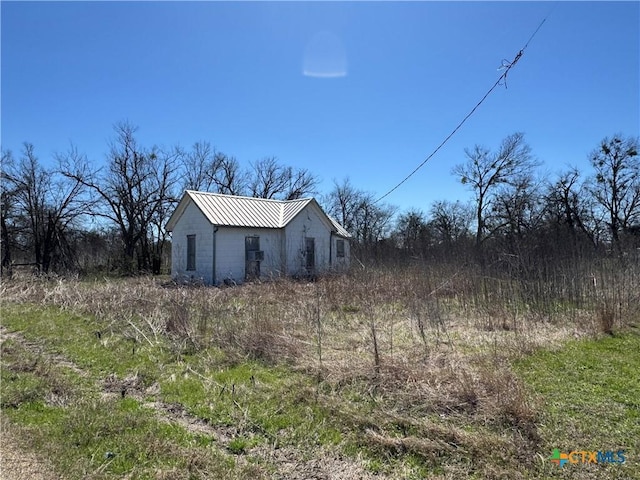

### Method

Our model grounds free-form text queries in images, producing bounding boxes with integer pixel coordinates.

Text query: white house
[165,191,351,285]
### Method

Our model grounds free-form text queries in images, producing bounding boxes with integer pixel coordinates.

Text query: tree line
[1,122,638,278]
[387,132,639,275]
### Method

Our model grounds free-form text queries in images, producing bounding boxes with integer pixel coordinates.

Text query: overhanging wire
[374,10,552,204]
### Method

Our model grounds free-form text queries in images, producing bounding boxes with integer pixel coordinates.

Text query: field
[1,263,639,479]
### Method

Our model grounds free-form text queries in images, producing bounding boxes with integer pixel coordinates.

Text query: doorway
[305,237,315,274]
[245,236,260,280]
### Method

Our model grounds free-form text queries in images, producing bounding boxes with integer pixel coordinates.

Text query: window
[336,239,345,258]
[187,235,196,271]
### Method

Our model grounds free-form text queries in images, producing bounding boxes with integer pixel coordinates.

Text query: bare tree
[452,132,539,257]
[322,178,361,234]
[62,122,179,273]
[12,144,47,270]
[491,174,545,252]
[176,142,224,192]
[394,209,429,255]
[142,146,181,272]
[283,166,320,200]
[323,178,395,246]
[355,194,396,245]
[588,134,640,247]
[543,168,599,249]
[249,157,289,199]
[178,142,250,196]
[3,143,90,273]
[1,150,17,276]
[428,200,473,246]
[210,153,247,196]
[248,157,318,200]
[179,141,215,192]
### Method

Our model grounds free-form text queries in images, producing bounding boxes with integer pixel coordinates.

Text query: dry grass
[1,264,631,410]
[2,258,639,478]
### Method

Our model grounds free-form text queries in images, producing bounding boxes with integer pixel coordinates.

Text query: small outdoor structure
[166,191,351,285]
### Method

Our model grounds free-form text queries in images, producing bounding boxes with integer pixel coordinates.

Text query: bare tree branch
[452,132,539,257]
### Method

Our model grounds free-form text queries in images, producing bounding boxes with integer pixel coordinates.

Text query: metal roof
[327,215,351,238]
[167,191,351,237]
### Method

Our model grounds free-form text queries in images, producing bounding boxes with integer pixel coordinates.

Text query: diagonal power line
[374,10,553,204]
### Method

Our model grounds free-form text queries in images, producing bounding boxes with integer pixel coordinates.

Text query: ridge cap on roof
[186,190,314,205]
[278,202,285,228]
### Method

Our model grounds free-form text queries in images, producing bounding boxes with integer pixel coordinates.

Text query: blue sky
[2,1,639,214]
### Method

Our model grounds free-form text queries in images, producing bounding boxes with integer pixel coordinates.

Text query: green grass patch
[1,304,172,381]
[515,330,640,478]
[160,359,343,450]
[1,338,87,408]
[1,304,268,479]
[0,303,184,409]
[2,396,259,479]
[11,295,639,478]
[1,303,343,477]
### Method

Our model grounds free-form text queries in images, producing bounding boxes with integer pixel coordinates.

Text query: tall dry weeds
[2,256,638,477]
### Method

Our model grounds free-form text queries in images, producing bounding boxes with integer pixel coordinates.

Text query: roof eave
[165,191,193,232]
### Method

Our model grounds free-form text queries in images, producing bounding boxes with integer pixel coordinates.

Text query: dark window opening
[305,237,315,271]
[187,235,196,271]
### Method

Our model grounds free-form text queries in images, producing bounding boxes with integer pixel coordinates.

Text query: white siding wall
[214,227,284,284]
[171,199,350,285]
[170,201,215,284]
[284,203,333,276]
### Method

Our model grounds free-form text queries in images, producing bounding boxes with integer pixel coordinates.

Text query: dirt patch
[144,400,237,443]
[102,372,154,400]
[250,445,377,480]
[0,416,60,480]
